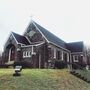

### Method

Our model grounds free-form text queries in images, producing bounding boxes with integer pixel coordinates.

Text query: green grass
[0,69,90,90]
[75,70,90,80]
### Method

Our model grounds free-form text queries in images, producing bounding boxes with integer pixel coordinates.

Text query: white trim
[8,48,11,62]
[23,51,26,58]
[11,33,19,44]
[67,53,69,62]
[26,51,28,57]
[70,54,72,63]
[4,32,26,48]
[11,33,26,45]
[35,42,45,46]
[31,46,36,55]
[73,55,78,62]
[25,36,31,44]
[28,51,32,57]
[21,42,45,47]
[5,61,14,65]
[32,21,50,43]
[4,32,13,50]
[54,48,56,59]
[61,51,63,60]
[23,51,32,58]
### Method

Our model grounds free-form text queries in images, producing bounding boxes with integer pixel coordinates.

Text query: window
[73,55,78,62]
[28,51,32,57]
[28,30,36,38]
[57,51,60,60]
[56,50,63,60]
[48,48,52,58]
[23,51,31,58]
[26,51,29,57]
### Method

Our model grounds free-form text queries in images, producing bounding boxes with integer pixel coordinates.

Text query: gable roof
[32,21,66,49]
[66,41,84,53]
[12,32,30,45]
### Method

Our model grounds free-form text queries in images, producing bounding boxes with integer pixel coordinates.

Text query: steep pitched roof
[12,32,30,45]
[66,41,84,52]
[32,21,66,49]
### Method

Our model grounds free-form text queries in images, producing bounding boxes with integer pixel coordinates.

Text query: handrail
[67,62,85,70]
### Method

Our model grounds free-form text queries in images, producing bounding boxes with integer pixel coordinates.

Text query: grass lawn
[0,69,90,90]
[75,70,90,81]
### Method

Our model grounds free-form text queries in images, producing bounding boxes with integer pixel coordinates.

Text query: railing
[69,62,90,83]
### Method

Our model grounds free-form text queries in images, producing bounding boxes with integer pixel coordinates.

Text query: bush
[54,60,67,69]
[72,62,86,69]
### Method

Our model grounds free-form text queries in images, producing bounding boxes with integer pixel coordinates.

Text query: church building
[2,20,89,68]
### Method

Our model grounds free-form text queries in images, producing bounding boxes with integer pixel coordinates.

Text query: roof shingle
[66,41,84,52]
[33,21,66,49]
[12,32,30,45]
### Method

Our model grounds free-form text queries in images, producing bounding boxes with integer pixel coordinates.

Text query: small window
[48,48,52,58]
[28,30,36,38]
[57,50,63,60]
[26,51,29,57]
[28,51,31,57]
[23,51,31,58]
[73,55,78,62]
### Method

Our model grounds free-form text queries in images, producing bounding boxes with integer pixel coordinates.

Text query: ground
[0,69,90,90]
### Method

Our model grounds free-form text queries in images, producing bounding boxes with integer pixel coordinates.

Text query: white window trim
[28,51,31,57]
[26,51,28,57]
[61,51,63,61]
[73,55,78,62]
[23,51,32,58]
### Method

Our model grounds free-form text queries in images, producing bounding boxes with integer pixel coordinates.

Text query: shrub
[54,60,67,69]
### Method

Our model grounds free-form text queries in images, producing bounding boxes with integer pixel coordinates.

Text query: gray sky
[0,0,90,51]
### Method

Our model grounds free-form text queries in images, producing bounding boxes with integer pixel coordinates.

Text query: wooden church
[2,20,89,68]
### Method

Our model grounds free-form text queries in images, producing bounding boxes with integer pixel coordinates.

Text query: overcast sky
[0,0,90,51]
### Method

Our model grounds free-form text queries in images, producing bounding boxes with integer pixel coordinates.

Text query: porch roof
[12,32,30,45]
[66,41,84,53]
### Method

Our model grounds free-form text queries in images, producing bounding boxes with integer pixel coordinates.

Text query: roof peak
[31,21,67,49]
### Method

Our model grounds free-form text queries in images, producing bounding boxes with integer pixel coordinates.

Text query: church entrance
[5,44,16,64]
